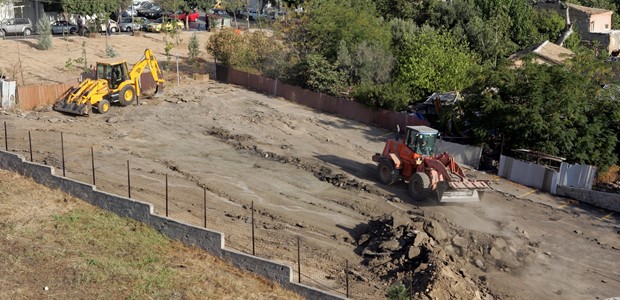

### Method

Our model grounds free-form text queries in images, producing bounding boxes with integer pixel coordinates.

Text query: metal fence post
[4,121,7,151]
[251,200,255,256]
[165,173,169,217]
[127,160,131,198]
[61,132,65,177]
[28,131,33,162]
[297,236,301,283]
[91,147,95,185]
[203,187,207,228]
[346,260,350,298]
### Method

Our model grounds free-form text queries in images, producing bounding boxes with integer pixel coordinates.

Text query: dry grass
[0,169,301,300]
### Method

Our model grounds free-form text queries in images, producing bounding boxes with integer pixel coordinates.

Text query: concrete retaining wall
[556,185,620,213]
[0,150,345,300]
[436,140,482,169]
[498,155,559,193]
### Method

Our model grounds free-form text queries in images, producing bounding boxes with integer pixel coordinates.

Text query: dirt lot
[1,34,619,299]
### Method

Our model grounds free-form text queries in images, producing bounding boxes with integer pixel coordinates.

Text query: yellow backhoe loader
[54,49,165,116]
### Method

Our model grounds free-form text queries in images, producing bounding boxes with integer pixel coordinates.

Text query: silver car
[0,18,33,36]
[119,17,148,32]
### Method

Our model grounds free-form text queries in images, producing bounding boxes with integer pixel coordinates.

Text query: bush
[36,15,52,50]
[351,81,411,111]
[385,282,408,300]
[597,165,620,184]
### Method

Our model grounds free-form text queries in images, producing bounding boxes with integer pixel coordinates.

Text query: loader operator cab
[404,126,438,157]
[96,62,129,90]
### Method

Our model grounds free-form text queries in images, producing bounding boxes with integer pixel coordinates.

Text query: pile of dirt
[356,212,537,299]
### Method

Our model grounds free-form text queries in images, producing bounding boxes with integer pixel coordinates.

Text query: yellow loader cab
[54,49,165,116]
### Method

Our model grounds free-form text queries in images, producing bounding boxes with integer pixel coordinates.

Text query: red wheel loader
[372,126,489,203]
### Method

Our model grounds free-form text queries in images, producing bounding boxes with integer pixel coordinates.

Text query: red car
[176,10,199,22]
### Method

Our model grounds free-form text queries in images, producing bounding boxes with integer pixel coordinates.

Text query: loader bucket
[53,100,89,116]
[435,181,487,203]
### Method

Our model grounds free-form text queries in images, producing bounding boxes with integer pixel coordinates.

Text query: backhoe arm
[129,49,165,97]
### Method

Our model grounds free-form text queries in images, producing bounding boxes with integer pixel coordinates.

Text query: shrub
[36,15,52,50]
[385,282,408,300]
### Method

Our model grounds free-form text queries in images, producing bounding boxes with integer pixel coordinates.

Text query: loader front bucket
[53,99,90,116]
[435,180,488,203]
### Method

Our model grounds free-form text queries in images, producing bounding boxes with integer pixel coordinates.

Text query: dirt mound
[356,212,536,299]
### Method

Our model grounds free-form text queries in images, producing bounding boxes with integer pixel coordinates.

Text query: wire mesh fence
[2,122,376,299]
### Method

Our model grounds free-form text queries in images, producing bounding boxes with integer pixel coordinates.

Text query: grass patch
[0,169,300,299]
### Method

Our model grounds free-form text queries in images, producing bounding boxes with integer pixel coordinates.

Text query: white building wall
[0,0,15,20]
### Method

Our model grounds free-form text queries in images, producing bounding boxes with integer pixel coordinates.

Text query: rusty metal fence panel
[16,82,77,110]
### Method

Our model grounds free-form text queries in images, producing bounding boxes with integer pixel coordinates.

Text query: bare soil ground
[0,169,301,299]
[1,34,619,299]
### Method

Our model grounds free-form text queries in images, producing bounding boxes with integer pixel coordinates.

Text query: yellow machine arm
[54,78,109,115]
[129,49,165,97]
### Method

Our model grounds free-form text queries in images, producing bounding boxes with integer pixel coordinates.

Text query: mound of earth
[356,212,538,299]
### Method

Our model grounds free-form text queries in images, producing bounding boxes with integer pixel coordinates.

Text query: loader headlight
[416,157,422,165]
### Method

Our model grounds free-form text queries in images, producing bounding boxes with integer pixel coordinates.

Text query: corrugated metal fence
[216,65,429,131]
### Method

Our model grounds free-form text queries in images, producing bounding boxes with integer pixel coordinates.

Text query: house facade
[538,1,620,53]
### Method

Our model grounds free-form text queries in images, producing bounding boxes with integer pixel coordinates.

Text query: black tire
[23,28,31,36]
[409,172,432,202]
[111,27,117,33]
[70,27,77,34]
[0,30,5,37]
[118,85,136,106]
[97,99,110,114]
[377,159,399,185]
[127,26,133,32]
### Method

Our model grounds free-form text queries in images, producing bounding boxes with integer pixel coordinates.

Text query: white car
[98,20,119,33]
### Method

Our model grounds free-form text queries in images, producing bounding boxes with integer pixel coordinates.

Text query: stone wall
[556,185,620,212]
[0,150,345,300]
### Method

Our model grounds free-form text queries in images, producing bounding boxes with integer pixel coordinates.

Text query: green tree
[463,58,619,169]
[394,24,480,102]
[36,14,53,50]
[303,0,391,61]
[534,9,566,42]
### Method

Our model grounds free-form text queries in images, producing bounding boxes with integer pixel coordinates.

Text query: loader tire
[377,159,399,185]
[409,172,431,202]
[119,85,136,106]
[97,100,110,114]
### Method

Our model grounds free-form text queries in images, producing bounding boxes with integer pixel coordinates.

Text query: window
[606,24,610,29]
[590,21,595,31]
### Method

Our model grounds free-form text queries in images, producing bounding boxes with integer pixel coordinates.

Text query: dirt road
[1,34,619,299]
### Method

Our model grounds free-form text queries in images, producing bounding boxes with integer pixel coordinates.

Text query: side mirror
[395,124,401,141]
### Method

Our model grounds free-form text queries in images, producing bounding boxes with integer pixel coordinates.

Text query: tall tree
[393,24,480,101]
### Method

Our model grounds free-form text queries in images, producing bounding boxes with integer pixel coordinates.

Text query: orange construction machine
[372,126,489,203]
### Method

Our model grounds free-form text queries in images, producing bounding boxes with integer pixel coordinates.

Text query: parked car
[140,4,163,19]
[145,17,183,32]
[267,11,287,21]
[0,18,33,36]
[124,7,138,17]
[119,17,148,32]
[209,8,230,17]
[238,8,266,20]
[175,9,200,22]
[51,20,78,34]
[91,19,119,33]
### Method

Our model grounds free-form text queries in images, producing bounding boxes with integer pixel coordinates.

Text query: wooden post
[165,173,169,217]
[346,260,350,298]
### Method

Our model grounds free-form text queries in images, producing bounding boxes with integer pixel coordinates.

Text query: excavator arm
[129,49,165,97]
[53,78,110,115]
